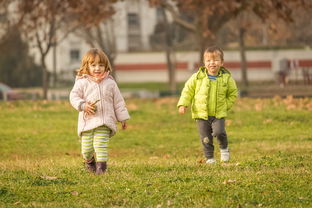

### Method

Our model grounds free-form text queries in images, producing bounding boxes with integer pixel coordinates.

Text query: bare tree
[151,0,312,89]
[150,1,177,93]
[0,0,11,39]
[9,0,116,99]
[160,6,177,93]
[236,0,312,87]
[74,19,117,78]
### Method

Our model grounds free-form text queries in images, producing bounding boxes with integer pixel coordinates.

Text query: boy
[177,46,238,164]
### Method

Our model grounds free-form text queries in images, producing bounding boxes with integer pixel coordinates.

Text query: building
[29,0,312,85]
[31,0,161,83]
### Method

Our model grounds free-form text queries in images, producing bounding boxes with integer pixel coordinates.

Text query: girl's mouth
[93,72,103,76]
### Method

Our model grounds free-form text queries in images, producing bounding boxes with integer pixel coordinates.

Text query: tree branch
[160,1,196,32]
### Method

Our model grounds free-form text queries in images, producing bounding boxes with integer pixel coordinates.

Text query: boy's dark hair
[204,46,224,61]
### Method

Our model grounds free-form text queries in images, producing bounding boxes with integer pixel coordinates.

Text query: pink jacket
[69,75,130,137]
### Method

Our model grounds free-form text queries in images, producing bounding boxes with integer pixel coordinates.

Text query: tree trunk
[196,24,212,67]
[198,35,207,65]
[239,27,248,88]
[41,56,49,99]
[94,24,116,80]
[108,54,116,79]
[160,6,176,93]
[166,47,176,93]
[52,43,57,88]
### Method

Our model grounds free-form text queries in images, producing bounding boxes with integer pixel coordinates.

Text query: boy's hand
[121,121,127,130]
[84,102,96,115]
[178,106,187,114]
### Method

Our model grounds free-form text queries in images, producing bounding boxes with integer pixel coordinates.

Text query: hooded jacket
[177,66,238,119]
[70,75,130,137]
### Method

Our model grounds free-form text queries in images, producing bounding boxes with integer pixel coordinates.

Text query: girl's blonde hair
[76,48,112,76]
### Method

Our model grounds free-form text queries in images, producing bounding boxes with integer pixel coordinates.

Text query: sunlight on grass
[0,97,312,207]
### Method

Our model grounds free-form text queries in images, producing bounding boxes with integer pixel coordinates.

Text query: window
[156,8,165,22]
[128,13,139,26]
[70,49,80,62]
[127,13,141,51]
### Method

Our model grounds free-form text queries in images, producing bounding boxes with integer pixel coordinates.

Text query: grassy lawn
[0,97,311,207]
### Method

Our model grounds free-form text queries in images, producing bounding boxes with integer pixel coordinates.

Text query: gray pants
[196,117,228,159]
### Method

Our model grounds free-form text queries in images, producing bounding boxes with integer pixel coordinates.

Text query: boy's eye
[206,60,221,63]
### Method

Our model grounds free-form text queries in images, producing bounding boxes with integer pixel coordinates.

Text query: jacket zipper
[216,76,219,117]
[97,83,105,124]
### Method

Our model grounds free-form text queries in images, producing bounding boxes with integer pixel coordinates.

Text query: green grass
[0,97,312,207]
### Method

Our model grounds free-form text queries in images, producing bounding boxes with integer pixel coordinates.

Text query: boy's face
[88,55,105,78]
[204,52,223,76]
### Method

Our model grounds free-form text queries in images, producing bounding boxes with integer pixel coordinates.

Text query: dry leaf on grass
[255,103,263,111]
[222,179,236,184]
[263,119,272,124]
[14,201,22,205]
[198,159,205,164]
[221,162,240,167]
[225,120,232,126]
[127,103,138,110]
[163,154,171,159]
[71,191,79,196]
[153,97,178,105]
[40,176,58,180]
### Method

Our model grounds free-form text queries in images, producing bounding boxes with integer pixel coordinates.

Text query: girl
[70,48,130,175]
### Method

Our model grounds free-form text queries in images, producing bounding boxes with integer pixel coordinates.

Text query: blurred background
[0,0,312,100]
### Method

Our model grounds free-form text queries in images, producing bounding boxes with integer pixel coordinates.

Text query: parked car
[0,82,23,100]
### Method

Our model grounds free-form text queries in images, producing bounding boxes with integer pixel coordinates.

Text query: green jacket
[177,66,238,119]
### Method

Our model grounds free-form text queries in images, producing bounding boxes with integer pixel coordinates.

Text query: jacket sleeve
[113,83,130,122]
[69,79,86,111]
[226,76,238,111]
[177,73,197,107]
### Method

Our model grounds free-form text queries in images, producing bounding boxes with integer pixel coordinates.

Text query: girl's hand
[84,102,96,115]
[121,121,127,130]
[178,106,187,114]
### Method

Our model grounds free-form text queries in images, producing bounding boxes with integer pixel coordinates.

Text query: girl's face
[204,52,223,76]
[88,55,105,78]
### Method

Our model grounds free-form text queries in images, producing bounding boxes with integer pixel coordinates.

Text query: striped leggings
[81,125,110,162]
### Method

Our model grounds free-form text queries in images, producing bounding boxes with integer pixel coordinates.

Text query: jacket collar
[75,72,114,83]
[196,66,230,79]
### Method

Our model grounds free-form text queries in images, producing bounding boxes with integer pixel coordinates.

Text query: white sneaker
[220,148,230,162]
[206,158,216,164]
